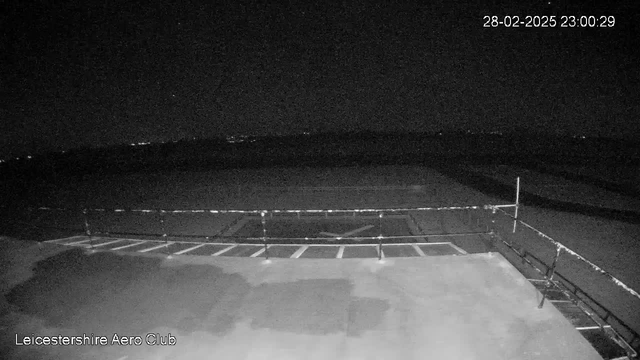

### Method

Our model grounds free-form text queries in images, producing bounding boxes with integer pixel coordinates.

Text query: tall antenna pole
[513,177,520,233]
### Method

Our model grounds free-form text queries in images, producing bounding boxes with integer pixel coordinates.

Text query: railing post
[261,211,269,260]
[491,206,497,234]
[378,212,383,260]
[82,208,93,248]
[539,246,562,309]
[159,210,170,257]
[513,177,520,233]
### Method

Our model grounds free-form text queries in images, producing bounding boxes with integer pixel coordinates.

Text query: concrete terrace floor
[1,238,603,360]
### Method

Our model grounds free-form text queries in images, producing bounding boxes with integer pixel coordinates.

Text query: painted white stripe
[319,225,375,239]
[66,239,93,246]
[89,239,125,248]
[212,245,236,256]
[138,242,173,253]
[341,225,375,237]
[44,235,86,243]
[412,244,426,257]
[174,243,206,255]
[319,232,341,237]
[111,241,147,251]
[337,246,345,259]
[250,247,266,257]
[291,246,309,259]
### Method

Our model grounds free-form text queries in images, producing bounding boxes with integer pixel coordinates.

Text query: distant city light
[226,134,252,143]
[130,142,152,146]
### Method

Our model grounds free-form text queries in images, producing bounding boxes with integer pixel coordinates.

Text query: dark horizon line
[2,130,638,161]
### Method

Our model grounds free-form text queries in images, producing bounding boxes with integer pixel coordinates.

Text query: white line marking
[291,246,309,259]
[212,245,236,256]
[139,243,173,253]
[112,241,147,251]
[65,239,93,246]
[44,235,86,243]
[88,239,125,248]
[319,225,375,239]
[250,247,266,257]
[319,232,341,237]
[174,243,205,255]
[412,244,426,257]
[337,246,345,259]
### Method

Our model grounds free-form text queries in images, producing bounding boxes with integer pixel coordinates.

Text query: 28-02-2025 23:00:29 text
[483,15,615,28]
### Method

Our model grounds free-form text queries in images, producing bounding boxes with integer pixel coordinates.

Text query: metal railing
[12,178,639,357]
[484,179,640,357]
[33,204,503,261]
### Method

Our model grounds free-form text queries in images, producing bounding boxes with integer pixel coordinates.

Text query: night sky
[2,0,639,156]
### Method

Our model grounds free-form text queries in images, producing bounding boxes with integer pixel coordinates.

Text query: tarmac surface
[1,239,603,360]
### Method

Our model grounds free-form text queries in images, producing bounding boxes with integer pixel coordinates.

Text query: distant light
[27,155,32,159]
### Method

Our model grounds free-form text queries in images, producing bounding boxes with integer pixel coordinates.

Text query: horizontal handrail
[35,204,515,214]
[493,206,640,302]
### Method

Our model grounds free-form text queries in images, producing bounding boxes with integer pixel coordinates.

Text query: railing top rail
[36,204,515,214]
[251,185,426,190]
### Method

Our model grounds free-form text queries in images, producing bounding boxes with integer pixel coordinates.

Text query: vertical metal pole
[83,208,93,248]
[513,177,520,233]
[539,246,562,309]
[378,212,383,260]
[261,211,269,260]
[491,207,497,234]
[160,210,169,256]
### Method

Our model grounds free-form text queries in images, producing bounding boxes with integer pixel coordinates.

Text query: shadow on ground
[6,248,388,339]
